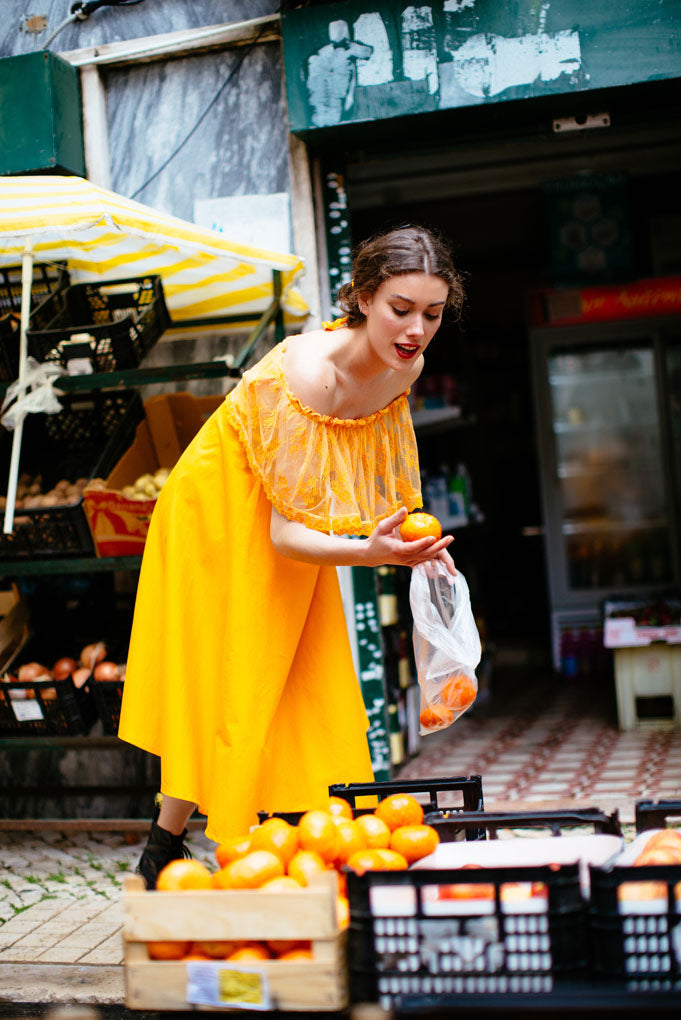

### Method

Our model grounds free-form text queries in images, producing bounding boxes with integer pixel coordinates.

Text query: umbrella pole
[3,242,33,535]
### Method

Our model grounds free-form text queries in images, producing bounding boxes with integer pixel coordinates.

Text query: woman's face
[359,272,449,370]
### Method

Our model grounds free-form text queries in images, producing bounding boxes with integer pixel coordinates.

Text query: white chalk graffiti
[306,20,373,126]
[355,12,394,86]
[447,29,581,98]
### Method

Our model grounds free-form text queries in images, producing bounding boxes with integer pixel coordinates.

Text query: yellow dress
[118,337,422,843]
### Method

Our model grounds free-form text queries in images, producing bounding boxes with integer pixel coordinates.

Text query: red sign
[529,277,681,327]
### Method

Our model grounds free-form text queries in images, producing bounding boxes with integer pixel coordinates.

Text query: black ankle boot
[137,820,191,889]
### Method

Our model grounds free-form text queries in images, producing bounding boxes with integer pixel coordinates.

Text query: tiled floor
[397,669,681,822]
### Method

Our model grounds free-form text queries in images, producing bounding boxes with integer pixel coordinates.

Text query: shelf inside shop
[0,734,121,749]
[549,369,655,385]
[552,418,658,433]
[557,461,661,478]
[561,517,668,535]
[412,407,475,434]
[0,554,142,577]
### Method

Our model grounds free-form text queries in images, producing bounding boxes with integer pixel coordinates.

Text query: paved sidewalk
[0,829,216,1005]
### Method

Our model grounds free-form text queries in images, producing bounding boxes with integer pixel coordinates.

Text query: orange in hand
[420,703,454,730]
[399,511,442,542]
[440,672,476,712]
[375,793,424,831]
[156,859,212,891]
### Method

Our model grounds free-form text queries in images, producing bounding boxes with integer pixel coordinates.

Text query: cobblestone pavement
[0,828,216,1004]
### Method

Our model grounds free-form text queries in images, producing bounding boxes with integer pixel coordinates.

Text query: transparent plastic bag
[409,560,482,735]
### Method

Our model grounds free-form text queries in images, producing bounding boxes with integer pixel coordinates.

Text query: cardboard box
[83,393,224,557]
[0,584,29,675]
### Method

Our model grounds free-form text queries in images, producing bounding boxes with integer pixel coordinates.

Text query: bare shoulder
[283,331,336,411]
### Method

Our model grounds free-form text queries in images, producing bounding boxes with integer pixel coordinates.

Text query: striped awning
[0,176,308,331]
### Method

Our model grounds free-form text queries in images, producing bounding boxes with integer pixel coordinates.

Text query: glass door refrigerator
[529,284,681,672]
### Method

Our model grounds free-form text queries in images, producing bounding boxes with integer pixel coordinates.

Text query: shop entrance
[339,114,681,672]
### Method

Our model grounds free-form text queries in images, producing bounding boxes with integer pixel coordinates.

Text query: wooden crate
[122,872,347,1012]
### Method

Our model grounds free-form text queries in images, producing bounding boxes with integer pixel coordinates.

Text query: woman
[118,225,464,886]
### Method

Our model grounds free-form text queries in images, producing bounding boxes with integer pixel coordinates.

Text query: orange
[354,813,391,849]
[420,703,454,730]
[399,511,442,542]
[194,940,243,959]
[390,824,440,864]
[147,940,192,960]
[644,831,681,852]
[333,819,368,866]
[375,793,424,831]
[183,951,212,960]
[156,859,213,891]
[337,895,350,929]
[211,867,232,889]
[372,848,409,870]
[440,672,476,712]
[347,848,404,874]
[287,849,327,886]
[438,882,495,901]
[215,835,251,869]
[278,948,313,961]
[250,818,299,866]
[267,939,310,955]
[224,850,284,889]
[327,796,354,821]
[261,875,303,890]
[226,943,271,961]
[297,810,339,863]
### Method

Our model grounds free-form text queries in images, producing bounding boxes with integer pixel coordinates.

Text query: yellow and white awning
[0,175,308,330]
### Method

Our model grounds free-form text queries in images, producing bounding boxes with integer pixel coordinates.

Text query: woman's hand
[364,507,456,572]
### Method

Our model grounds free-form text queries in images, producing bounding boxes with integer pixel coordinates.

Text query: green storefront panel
[0,52,85,177]
[281,0,681,136]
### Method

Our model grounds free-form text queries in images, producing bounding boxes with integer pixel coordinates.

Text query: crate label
[186,961,271,1010]
[11,699,44,721]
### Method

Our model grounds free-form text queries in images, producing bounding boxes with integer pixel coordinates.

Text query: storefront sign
[281,0,681,135]
[529,277,681,327]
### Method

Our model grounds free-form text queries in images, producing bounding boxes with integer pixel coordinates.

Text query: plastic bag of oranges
[410,561,481,735]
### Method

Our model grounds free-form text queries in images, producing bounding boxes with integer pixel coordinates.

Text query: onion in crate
[53,657,77,681]
[80,642,107,670]
[93,661,119,681]
[17,662,51,681]
[72,667,91,689]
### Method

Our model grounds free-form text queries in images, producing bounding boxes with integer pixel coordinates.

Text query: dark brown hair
[337,225,464,327]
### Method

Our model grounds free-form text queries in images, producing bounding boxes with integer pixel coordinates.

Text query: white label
[186,961,271,1011]
[12,699,44,721]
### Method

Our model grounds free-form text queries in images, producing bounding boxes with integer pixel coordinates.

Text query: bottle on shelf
[388,702,405,766]
[377,566,399,626]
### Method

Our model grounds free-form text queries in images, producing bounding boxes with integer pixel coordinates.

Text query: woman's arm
[270,505,455,572]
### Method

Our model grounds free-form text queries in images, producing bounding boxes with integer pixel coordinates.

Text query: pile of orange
[618,827,681,904]
[149,793,440,963]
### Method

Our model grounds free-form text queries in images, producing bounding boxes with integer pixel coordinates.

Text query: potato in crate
[122,870,347,1012]
[589,799,681,991]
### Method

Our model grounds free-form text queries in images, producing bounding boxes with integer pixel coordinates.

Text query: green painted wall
[282,0,681,135]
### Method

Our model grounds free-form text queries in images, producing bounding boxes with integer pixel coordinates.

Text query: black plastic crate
[427,807,623,840]
[346,860,587,1009]
[258,775,484,829]
[0,389,144,560]
[0,263,70,382]
[0,675,97,736]
[89,676,124,735]
[26,275,170,373]
[589,799,681,992]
